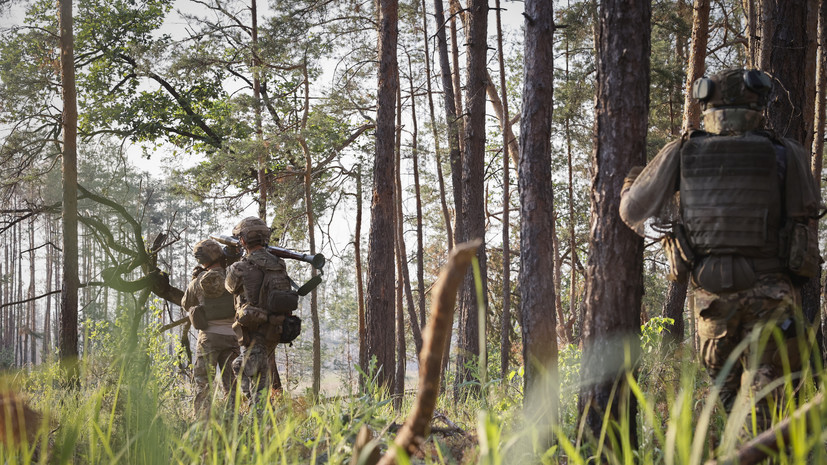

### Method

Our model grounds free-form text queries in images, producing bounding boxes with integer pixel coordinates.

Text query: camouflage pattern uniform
[225,218,294,402]
[181,260,240,417]
[619,69,820,433]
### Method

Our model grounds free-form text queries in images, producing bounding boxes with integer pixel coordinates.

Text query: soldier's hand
[623,166,644,192]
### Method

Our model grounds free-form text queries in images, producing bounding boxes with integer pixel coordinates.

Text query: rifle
[210,234,325,296]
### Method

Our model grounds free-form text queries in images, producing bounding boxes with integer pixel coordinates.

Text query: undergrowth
[2,310,826,464]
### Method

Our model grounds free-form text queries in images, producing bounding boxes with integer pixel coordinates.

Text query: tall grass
[2,307,826,464]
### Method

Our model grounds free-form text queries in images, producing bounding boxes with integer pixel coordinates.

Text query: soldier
[181,239,240,418]
[225,217,298,403]
[619,68,820,433]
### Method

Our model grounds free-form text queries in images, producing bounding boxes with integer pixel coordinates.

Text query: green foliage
[640,317,674,354]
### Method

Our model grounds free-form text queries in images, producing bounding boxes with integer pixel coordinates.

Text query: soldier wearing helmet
[225,217,297,402]
[181,238,240,418]
[619,68,820,434]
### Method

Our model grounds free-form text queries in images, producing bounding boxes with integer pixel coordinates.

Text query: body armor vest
[680,133,782,259]
[201,292,235,321]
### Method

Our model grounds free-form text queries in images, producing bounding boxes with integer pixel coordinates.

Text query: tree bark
[578,0,650,450]
[682,0,710,132]
[495,0,513,380]
[59,0,80,383]
[365,0,399,391]
[421,0,454,252]
[432,0,461,388]
[519,0,558,449]
[765,0,821,334]
[355,165,368,384]
[454,0,487,399]
[815,0,827,362]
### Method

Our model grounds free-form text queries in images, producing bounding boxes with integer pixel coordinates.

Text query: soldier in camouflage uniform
[225,217,297,402]
[181,239,240,418]
[619,69,820,433]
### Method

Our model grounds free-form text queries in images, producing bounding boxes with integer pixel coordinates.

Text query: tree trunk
[682,0,709,131]
[410,77,427,331]
[394,86,406,406]
[421,0,454,252]
[519,0,558,449]
[454,0,487,399]
[365,0,399,391]
[578,0,650,450]
[299,64,322,397]
[765,0,821,332]
[395,81,423,356]
[495,0,513,380]
[815,0,827,362]
[59,0,80,383]
[355,165,368,383]
[433,0,460,388]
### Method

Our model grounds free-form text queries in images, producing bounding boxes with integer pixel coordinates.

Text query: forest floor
[1,317,826,464]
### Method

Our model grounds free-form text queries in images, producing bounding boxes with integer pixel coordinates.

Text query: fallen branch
[159,316,189,332]
[705,392,824,465]
[371,240,481,465]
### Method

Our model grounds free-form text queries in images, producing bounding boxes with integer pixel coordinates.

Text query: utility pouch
[189,305,209,330]
[280,315,302,345]
[662,224,694,282]
[263,315,286,345]
[786,219,821,278]
[265,290,299,315]
[237,305,268,328]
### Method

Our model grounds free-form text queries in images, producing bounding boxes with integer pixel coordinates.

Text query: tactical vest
[239,251,296,314]
[198,269,235,321]
[201,292,235,321]
[680,133,782,259]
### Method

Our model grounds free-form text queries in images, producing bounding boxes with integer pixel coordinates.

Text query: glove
[622,166,644,192]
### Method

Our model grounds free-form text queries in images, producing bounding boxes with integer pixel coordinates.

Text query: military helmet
[193,239,223,265]
[232,216,271,244]
[691,68,772,110]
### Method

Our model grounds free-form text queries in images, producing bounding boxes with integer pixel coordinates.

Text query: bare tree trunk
[495,0,513,379]
[355,165,368,382]
[519,0,559,450]
[421,0,453,252]
[394,86,406,406]
[765,0,821,333]
[579,0,650,449]
[682,0,710,131]
[59,0,80,383]
[564,16,578,344]
[28,217,36,364]
[814,0,827,361]
[433,0,460,388]
[299,63,322,397]
[454,0,487,399]
[407,67,427,333]
[396,81,423,356]
[365,0,399,391]
[252,0,269,222]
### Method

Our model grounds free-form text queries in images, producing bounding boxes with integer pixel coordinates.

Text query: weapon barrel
[266,245,326,270]
[210,234,241,248]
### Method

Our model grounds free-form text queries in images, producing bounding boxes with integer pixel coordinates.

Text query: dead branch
[705,392,824,465]
[159,316,189,332]
[372,240,482,465]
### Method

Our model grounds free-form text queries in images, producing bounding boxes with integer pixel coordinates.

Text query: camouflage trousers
[232,338,281,403]
[193,331,240,417]
[695,273,805,433]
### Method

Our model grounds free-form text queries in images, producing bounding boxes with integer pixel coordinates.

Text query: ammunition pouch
[263,315,286,345]
[265,290,299,315]
[236,305,269,328]
[189,305,209,331]
[782,219,821,279]
[281,315,302,345]
[662,224,694,282]
[693,255,756,293]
